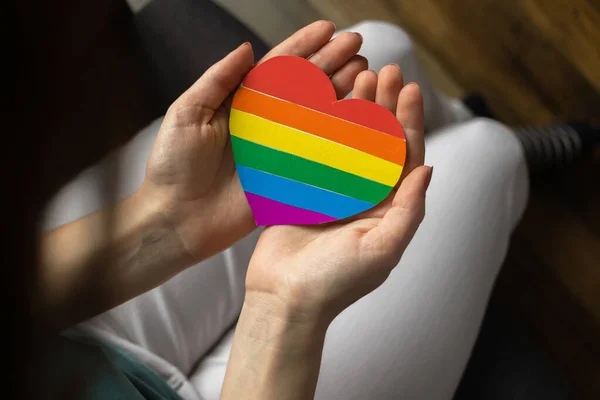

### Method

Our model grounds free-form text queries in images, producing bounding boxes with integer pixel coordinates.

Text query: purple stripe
[245,192,337,226]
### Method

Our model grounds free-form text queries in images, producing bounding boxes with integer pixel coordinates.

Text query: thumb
[172,43,255,124]
[365,165,432,262]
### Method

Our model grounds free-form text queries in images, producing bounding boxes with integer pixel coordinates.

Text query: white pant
[43,21,529,400]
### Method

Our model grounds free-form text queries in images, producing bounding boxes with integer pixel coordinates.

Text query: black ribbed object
[514,123,599,174]
[515,124,581,173]
[463,95,598,174]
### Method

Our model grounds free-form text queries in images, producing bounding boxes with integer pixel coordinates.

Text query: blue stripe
[236,165,375,219]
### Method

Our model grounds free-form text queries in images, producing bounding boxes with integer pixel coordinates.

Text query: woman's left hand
[221,65,430,400]
[245,67,431,324]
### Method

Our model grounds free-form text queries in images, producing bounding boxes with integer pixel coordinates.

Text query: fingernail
[354,32,363,42]
[331,21,337,31]
[390,63,401,70]
[241,42,252,48]
[424,166,434,192]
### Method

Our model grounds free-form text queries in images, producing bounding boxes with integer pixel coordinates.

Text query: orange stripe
[232,87,406,165]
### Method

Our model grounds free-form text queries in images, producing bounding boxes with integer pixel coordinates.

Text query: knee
[455,118,525,170]
[446,118,529,221]
[349,20,414,57]
[352,20,412,42]
[428,117,528,195]
[427,118,529,227]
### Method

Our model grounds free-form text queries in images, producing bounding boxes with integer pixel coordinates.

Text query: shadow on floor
[454,299,577,400]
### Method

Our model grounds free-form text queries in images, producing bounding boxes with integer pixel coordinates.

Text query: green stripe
[231,136,392,204]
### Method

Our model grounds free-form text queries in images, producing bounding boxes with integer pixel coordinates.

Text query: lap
[190,118,529,400]
[44,116,527,400]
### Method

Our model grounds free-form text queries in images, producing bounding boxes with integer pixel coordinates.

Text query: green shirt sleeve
[38,329,182,400]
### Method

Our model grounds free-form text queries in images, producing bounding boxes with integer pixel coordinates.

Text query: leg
[189,119,529,400]
[338,21,472,131]
[314,119,528,399]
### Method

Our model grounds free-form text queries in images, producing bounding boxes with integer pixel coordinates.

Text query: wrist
[241,291,333,338]
[222,291,328,400]
[138,180,256,264]
[36,188,196,330]
[128,186,195,273]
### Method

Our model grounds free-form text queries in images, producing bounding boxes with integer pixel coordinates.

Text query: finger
[352,70,378,101]
[352,79,420,221]
[330,55,368,99]
[365,165,432,261]
[396,83,425,177]
[173,43,254,124]
[376,64,404,113]
[259,20,336,63]
[308,31,363,76]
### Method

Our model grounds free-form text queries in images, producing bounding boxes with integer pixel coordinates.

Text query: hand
[245,66,431,323]
[140,21,368,263]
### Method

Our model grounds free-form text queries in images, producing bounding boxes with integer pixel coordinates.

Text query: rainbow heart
[230,56,406,226]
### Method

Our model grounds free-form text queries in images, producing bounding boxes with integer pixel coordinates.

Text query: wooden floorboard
[310,0,600,124]
[498,240,600,399]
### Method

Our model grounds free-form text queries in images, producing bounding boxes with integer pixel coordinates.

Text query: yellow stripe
[230,109,403,186]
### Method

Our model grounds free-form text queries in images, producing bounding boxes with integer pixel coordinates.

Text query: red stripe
[243,56,405,139]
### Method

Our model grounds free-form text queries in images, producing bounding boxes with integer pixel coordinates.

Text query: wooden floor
[215,0,600,398]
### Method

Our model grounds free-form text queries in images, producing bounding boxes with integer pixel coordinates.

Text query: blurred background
[17,0,599,398]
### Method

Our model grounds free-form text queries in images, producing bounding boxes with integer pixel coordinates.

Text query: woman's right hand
[37,22,370,331]
[140,21,369,267]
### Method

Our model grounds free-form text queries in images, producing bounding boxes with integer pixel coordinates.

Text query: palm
[248,221,385,315]
[144,105,253,260]
[146,106,233,200]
